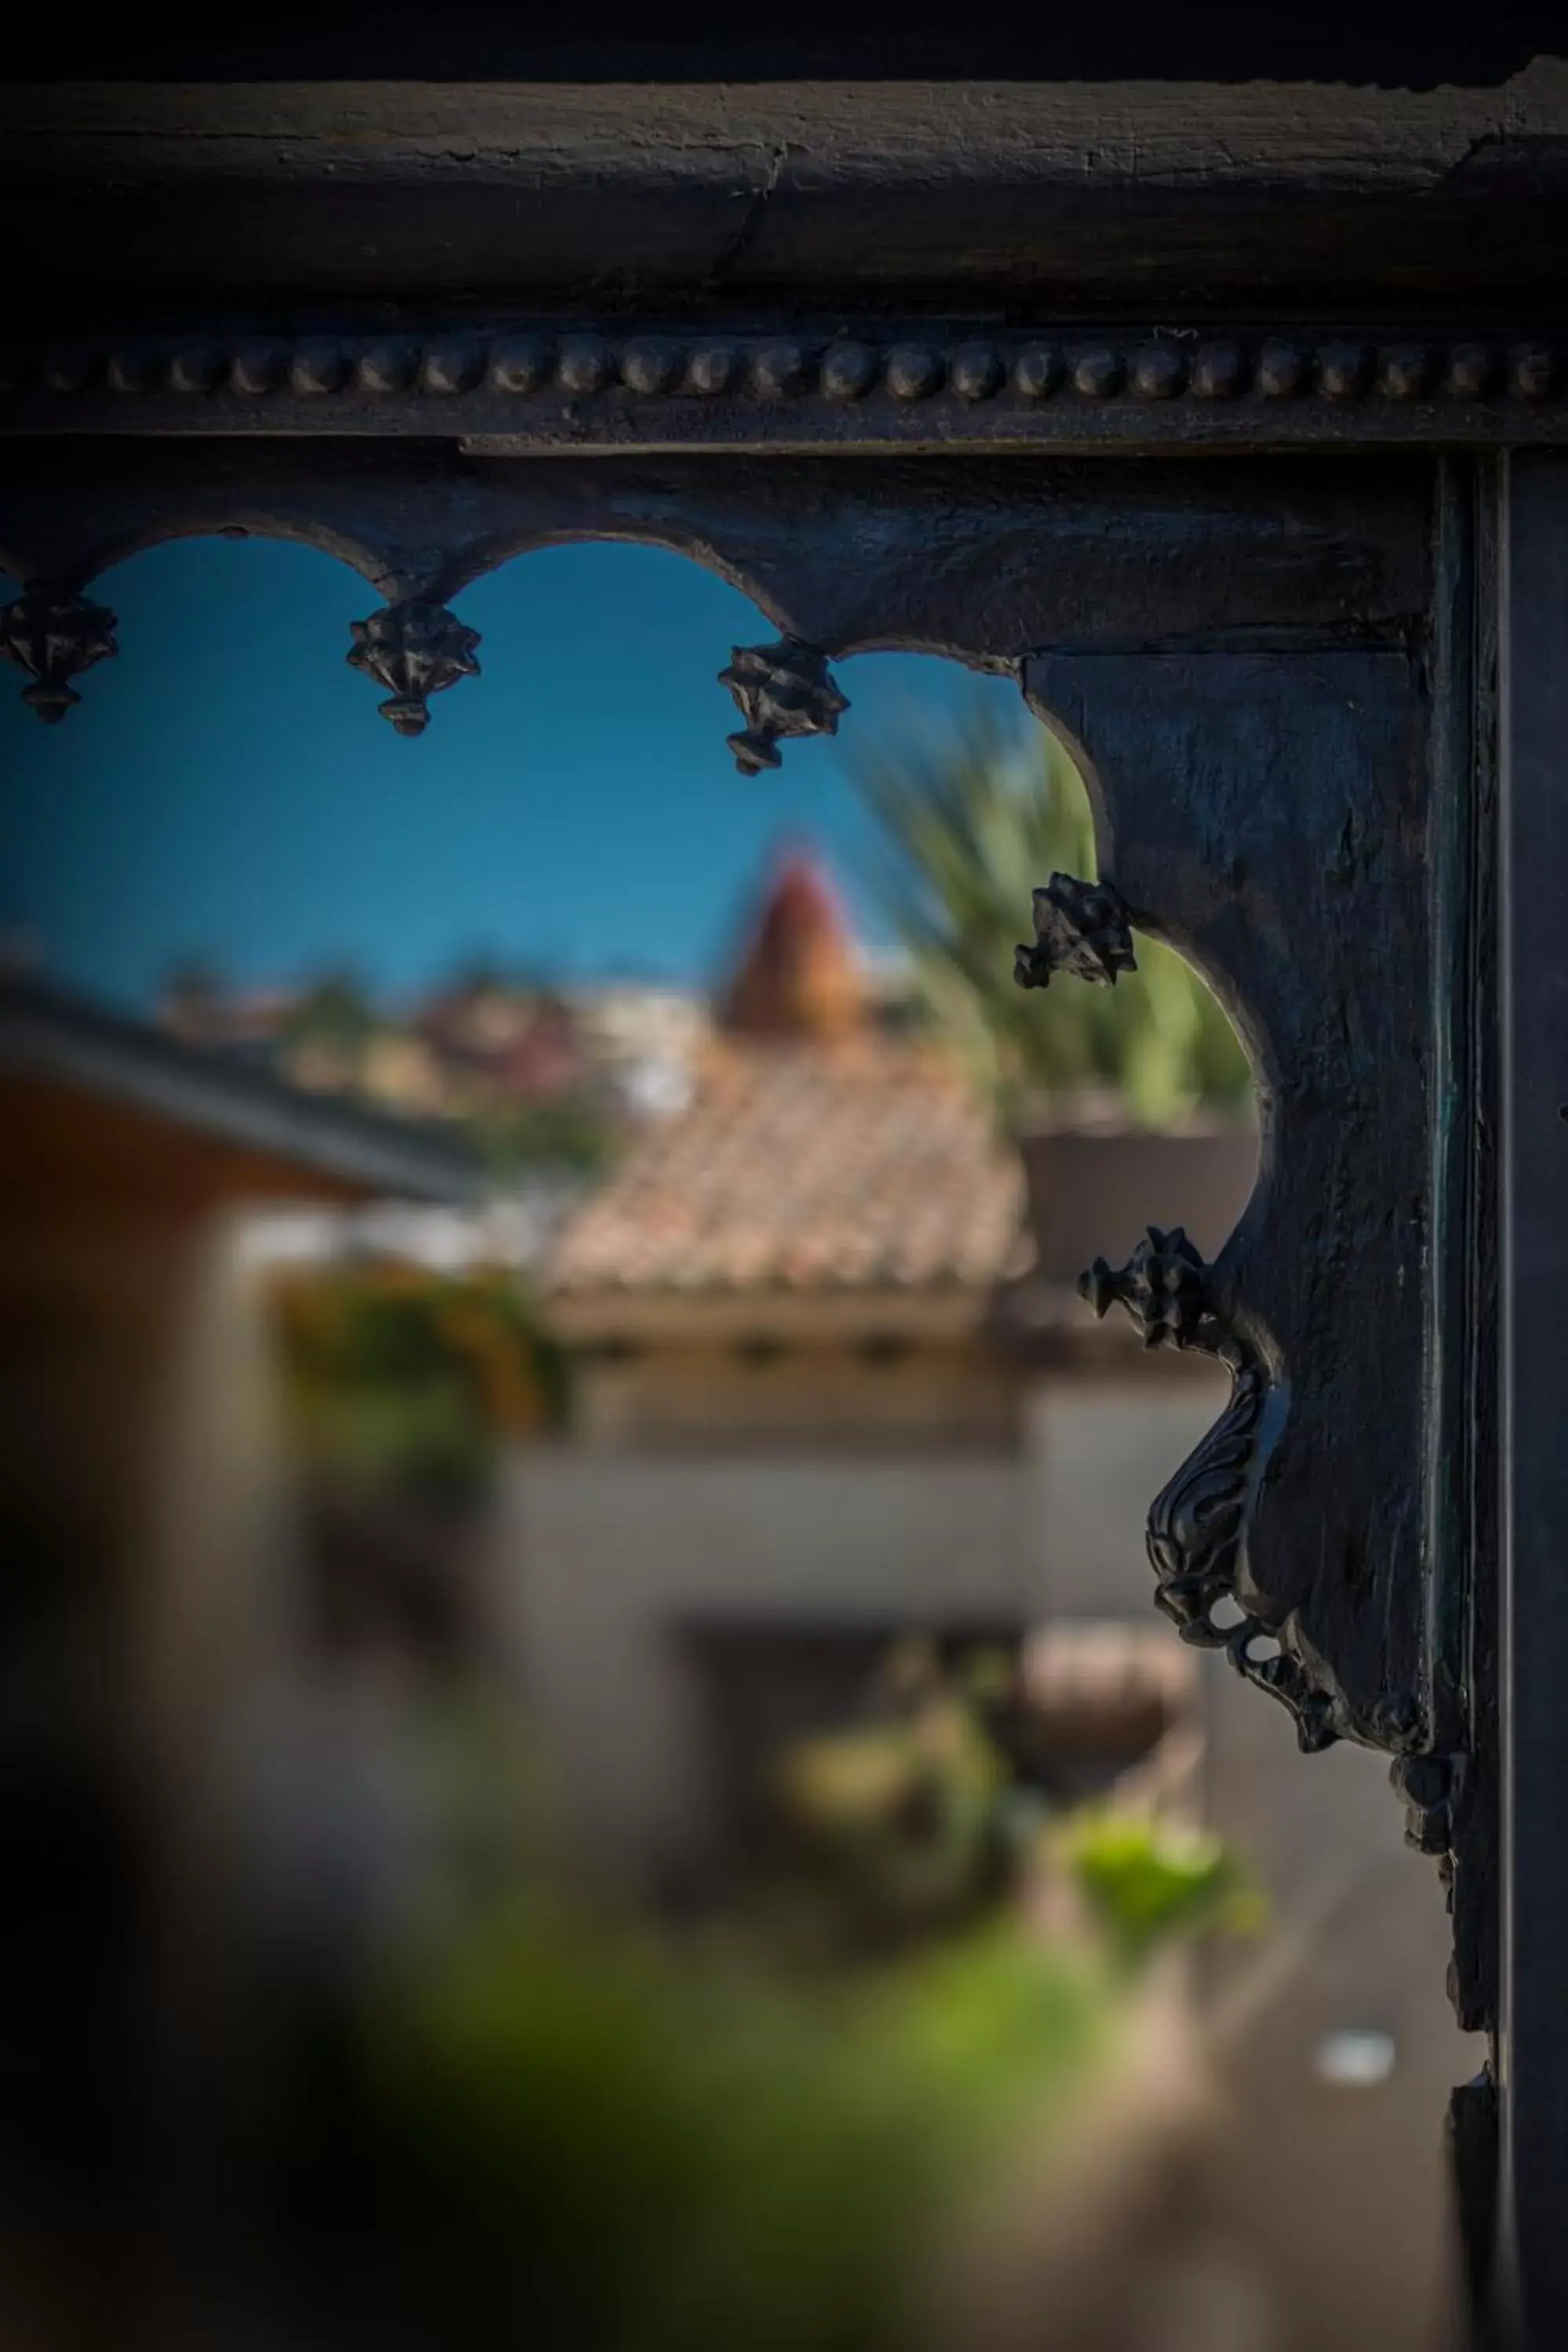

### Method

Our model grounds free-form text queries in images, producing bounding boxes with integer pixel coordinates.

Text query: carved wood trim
[1027,644,1438,1764]
[1077,1224,1330,1752]
[0,432,1461,1798]
[5,327,1568,451]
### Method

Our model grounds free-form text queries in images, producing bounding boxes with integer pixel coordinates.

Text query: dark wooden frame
[9,48,1568,2345]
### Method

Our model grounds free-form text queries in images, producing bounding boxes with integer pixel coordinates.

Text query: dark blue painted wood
[1495,452,1568,2348]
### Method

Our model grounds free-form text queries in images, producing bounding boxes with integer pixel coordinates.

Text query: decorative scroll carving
[346,597,480,735]
[1080,1224,1334,1754]
[0,583,118,722]
[1014,873,1137,992]
[718,637,848,775]
[1146,1340,1267,1639]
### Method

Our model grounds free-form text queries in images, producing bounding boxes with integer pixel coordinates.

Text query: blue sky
[2,538,1020,1013]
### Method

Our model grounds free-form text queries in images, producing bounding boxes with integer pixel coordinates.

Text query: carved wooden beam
[0,434,1459,1800]
[5,60,1568,318]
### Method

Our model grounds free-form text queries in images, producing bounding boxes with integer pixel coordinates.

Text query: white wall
[494,1447,1032,1882]
[1024,1374,1232,1616]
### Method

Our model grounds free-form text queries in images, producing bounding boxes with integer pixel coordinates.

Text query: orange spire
[720,848,865,1040]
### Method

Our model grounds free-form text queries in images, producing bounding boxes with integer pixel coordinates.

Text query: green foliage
[281,1650,1262,2352]
[852,712,1253,1128]
[363,1894,1112,2352]
[271,1265,570,1499]
[279,966,379,1059]
[463,1094,617,1178]
[768,1635,1024,1947]
[1061,1809,1265,1967]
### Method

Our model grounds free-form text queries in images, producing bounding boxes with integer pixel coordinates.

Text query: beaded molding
[2,329,1566,444]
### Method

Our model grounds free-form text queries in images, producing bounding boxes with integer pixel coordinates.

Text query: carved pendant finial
[1079,1224,1210,1351]
[719,637,848,775]
[1014,873,1137,990]
[0,584,118,723]
[347,597,481,735]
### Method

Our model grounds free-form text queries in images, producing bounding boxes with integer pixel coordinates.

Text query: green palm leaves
[854,713,1250,1128]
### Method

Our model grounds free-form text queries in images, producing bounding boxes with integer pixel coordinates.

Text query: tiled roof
[545,1039,1025,1296]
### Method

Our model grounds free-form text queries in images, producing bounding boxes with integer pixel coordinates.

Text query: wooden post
[1496,451,1568,2347]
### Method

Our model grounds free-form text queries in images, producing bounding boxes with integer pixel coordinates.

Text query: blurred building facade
[511,852,1477,2352]
[0,971,482,1625]
[0,867,1478,2352]
[0,975,485,2352]
[526,857,1033,1883]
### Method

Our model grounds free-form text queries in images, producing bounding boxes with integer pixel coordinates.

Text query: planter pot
[1017,1120,1259,1287]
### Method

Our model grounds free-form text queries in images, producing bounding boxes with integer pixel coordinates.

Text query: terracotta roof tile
[545,1040,1025,1297]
